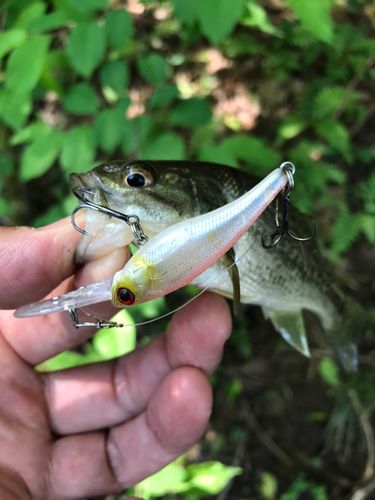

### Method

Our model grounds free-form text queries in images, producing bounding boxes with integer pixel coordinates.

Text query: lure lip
[13,275,114,318]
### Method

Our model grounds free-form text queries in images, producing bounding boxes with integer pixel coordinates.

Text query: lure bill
[14,164,289,319]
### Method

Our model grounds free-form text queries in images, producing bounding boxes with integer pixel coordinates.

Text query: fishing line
[81,236,262,329]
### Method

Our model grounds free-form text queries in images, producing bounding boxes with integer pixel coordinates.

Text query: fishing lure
[14,163,295,325]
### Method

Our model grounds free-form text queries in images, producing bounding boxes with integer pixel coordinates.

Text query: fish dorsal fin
[223,248,240,315]
[262,308,311,357]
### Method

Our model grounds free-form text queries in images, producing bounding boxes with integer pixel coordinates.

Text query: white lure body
[112,166,288,306]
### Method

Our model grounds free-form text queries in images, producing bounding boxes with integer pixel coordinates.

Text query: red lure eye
[116,288,135,305]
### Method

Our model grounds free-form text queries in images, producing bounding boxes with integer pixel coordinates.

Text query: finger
[49,367,211,498]
[2,247,130,365]
[44,292,231,434]
[0,221,80,310]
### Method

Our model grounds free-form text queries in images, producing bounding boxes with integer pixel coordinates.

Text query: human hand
[0,219,232,499]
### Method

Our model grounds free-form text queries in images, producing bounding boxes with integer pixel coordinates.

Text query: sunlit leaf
[288,0,333,43]
[63,83,98,115]
[198,144,237,167]
[143,132,185,160]
[12,1,45,30]
[169,98,212,127]
[28,10,68,33]
[0,29,27,59]
[60,126,97,174]
[94,108,124,154]
[241,1,278,35]
[196,0,244,44]
[0,89,31,129]
[92,309,136,359]
[10,121,51,145]
[259,472,278,500]
[139,54,169,85]
[100,61,129,93]
[318,358,341,388]
[66,21,106,78]
[5,36,50,93]
[187,462,242,494]
[220,135,280,172]
[105,9,133,49]
[20,131,65,182]
[139,461,189,497]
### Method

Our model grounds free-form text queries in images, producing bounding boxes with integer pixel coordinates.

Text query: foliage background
[1,0,375,499]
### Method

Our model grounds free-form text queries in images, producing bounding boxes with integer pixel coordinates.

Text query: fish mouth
[69,171,104,191]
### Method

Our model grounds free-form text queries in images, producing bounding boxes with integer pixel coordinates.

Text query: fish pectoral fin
[223,247,240,315]
[262,307,311,357]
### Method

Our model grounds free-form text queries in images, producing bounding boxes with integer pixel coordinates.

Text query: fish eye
[122,165,154,188]
[116,288,135,306]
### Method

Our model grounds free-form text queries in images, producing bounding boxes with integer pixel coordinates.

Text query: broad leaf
[105,10,133,49]
[100,61,129,93]
[60,126,96,174]
[170,0,199,25]
[196,0,244,44]
[220,135,280,172]
[63,83,98,115]
[198,144,237,167]
[20,131,65,182]
[5,36,50,93]
[149,86,179,108]
[288,0,333,44]
[12,1,46,30]
[139,54,169,86]
[169,98,212,127]
[66,0,110,12]
[94,108,124,154]
[0,29,27,59]
[143,132,185,160]
[28,11,68,33]
[66,21,106,78]
[0,89,31,129]
[10,121,51,145]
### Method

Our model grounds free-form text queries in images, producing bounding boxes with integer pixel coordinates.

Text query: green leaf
[105,10,133,49]
[100,61,129,93]
[149,85,179,108]
[318,357,341,388]
[12,1,45,29]
[94,108,124,154]
[259,472,278,500]
[220,135,281,171]
[66,21,106,78]
[63,83,98,115]
[240,1,278,35]
[169,98,212,127]
[196,0,244,44]
[0,29,27,59]
[60,126,96,174]
[277,116,306,142]
[5,36,50,93]
[28,11,68,33]
[314,86,345,119]
[198,144,237,167]
[92,309,136,360]
[10,121,51,145]
[66,0,109,12]
[330,210,361,258]
[187,462,242,494]
[170,0,199,25]
[139,461,189,497]
[20,131,65,182]
[139,54,169,86]
[288,0,333,44]
[315,118,352,163]
[143,132,185,160]
[0,89,31,129]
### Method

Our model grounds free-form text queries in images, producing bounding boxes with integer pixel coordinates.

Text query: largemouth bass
[14,165,289,318]
[67,160,358,372]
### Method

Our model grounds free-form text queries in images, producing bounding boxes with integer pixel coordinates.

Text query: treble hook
[71,187,149,245]
[261,162,317,249]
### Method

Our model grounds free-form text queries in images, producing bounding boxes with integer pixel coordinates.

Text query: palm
[0,222,231,499]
